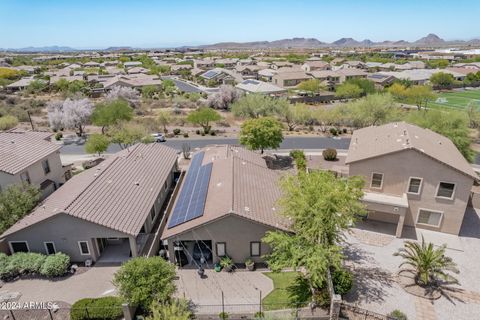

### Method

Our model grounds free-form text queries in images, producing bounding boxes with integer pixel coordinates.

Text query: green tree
[109,121,153,149]
[346,78,376,95]
[430,72,455,89]
[263,171,365,291]
[277,103,312,131]
[388,83,408,102]
[186,107,221,133]
[113,257,176,311]
[239,117,283,153]
[404,85,435,110]
[85,133,110,156]
[26,79,48,94]
[346,93,403,127]
[157,110,172,133]
[231,94,284,118]
[91,99,134,134]
[335,82,363,99]
[406,109,475,162]
[0,183,41,234]
[394,237,459,287]
[297,79,322,93]
[142,85,161,99]
[147,299,192,320]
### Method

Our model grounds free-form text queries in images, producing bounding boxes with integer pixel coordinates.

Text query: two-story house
[0,131,67,198]
[345,122,477,237]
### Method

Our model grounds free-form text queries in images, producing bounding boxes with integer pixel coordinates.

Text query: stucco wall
[165,215,278,264]
[349,149,473,235]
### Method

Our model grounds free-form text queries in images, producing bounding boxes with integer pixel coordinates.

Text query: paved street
[60,136,351,155]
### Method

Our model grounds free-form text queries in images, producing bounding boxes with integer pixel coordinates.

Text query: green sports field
[428,89,480,111]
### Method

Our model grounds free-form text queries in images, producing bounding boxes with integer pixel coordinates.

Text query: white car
[151,133,166,142]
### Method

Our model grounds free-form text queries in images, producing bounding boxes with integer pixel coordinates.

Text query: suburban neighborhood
[1,1,480,320]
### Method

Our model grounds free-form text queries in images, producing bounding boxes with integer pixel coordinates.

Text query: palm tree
[394,236,459,287]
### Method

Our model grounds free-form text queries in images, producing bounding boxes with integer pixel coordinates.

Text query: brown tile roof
[162,145,289,239]
[345,122,477,180]
[1,143,178,238]
[0,132,60,175]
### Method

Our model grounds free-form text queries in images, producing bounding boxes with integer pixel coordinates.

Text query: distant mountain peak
[414,33,445,44]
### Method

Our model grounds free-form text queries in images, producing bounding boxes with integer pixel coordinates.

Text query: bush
[0,252,49,278]
[329,127,338,136]
[342,128,347,134]
[210,130,216,136]
[55,132,63,141]
[71,296,123,320]
[195,129,201,135]
[173,128,181,135]
[39,253,70,277]
[332,268,353,295]
[219,312,229,319]
[388,309,408,320]
[0,253,9,278]
[322,148,337,161]
[183,132,189,138]
[0,115,19,131]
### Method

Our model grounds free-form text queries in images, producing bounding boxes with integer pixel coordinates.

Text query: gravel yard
[343,208,480,320]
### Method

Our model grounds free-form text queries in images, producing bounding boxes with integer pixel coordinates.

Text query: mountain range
[1,34,480,52]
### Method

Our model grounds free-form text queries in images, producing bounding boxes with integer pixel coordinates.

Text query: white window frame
[9,241,30,253]
[43,242,56,255]
[370,172,384,189]
[407,177,423,195]
[416,208,444,228]
[435,181,456,200]
[78,241,91,255]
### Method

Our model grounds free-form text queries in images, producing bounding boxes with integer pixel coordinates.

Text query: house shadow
[352,219,418,240]
[458,207,480,239]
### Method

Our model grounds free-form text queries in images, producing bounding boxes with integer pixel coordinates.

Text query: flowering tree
[47,98,93,136]
[106,85,140,107]
[207,85,242,110]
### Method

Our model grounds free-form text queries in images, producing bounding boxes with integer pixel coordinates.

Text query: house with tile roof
[0,131,66,198]
[161,145,289,266]
[345,122,477,237]
[1,143,178,264]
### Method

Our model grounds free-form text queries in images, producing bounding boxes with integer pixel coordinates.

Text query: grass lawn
[429,89,480,111]
[262,271,301,311]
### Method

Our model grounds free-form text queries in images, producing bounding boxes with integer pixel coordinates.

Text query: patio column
[129,237,138,258]
[167,241,175,264]
[396,213,405,238]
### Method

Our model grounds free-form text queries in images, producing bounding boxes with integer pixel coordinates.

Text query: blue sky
[1,0,479,48]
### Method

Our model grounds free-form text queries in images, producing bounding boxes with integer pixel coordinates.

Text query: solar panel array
[168,152,213,228]
[202,70,220,79]
[243,79,259,85]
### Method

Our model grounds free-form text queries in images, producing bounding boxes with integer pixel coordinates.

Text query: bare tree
[106,85,140,107]
[182,143,191,159]
[47,98,93,136]
[207,85,242,110]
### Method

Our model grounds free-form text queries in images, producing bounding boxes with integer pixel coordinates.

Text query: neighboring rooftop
[1,143,178,238]
[236,79,286,94]
[345,122,477,180]
[0,131,59,175]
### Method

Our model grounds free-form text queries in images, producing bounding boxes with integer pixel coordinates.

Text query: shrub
[173,128,181,135]
[332,268,353,295]
[322,148,337,161]
[0,253,9,278]
[183,132,189,138]
[55,132,63,140]
[71,296,123,320]
[39,253,70,277]
[342,128,347,134]
[195,129,201,135]
[329,127,338,136]
[19,253,46,274]
[0,115,19,131]
[219,312,229,319]
[388,309,408,320]
[210,130,216,136]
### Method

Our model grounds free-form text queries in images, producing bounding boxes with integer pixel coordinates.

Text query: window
[407,177,423,194]
[417,209,443,227]
[78,241,90,255]
[44,242,56,255]
[436,182,455,199]
[20,171,31,184]
[216,242,226,257]
[370,172,384,189]
[250,242,261,257]
[42,160,51,175]
[150,206,156,221]
[9,241,29,253]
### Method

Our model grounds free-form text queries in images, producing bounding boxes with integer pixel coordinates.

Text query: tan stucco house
[0,131,67,198]
[161,145,289,266]
[1,143,178,264]
[345,122,478,237]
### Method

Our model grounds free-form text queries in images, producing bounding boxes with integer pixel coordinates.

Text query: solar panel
[202,70,219,79]
[168,152,213,228]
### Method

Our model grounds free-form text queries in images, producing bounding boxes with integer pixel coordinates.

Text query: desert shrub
[55,132,63,140]
[173,128,181,135]
[332,268,353,295]
[322,148,337,161]
[329,127,338,136]
[183,132,189,138]
[388,309,408,320]
[0,115,18,130]
[71,296,123,320]
[342,128,347,134]
[290,150,307,172]
[195,129,201,135]
[219,312,229,319]
[210,130,216,136]
[39,253,70,277]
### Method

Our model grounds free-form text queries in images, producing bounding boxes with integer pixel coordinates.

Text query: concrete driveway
[0,266,119,305]
[175,269,273,314]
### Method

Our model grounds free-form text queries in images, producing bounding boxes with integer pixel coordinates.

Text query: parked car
[151,133,166,142]
[192,242,212,262]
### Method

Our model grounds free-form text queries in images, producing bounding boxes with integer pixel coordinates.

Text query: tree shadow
[263,154,294,171]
